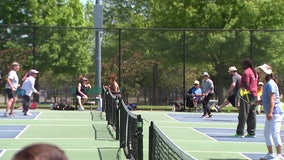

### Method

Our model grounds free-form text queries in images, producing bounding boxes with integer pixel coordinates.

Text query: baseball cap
[29,69,39,74]
[255,64,272,75]
[203,72,209,76]
[228,66,238,72]
[193,80,199,85]
[82,77,88,81]
[258,82,264,86]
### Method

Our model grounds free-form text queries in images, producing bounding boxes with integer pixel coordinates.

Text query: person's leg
[76,96,84,110]
[4,89,13,115]
[10,96,17,115]
[206,93,213,116]
[236,98,248,136]
[247,104,256,136]
[262,117,275,159]
[23,96,31,115]
[272,114,283,155]
[218,100,230,110]
[202,96,210,117]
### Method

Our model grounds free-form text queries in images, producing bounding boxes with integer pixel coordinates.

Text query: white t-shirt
[5,70,19,90]
[21,76,38,96]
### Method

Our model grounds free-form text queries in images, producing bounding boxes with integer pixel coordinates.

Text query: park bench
[71,87,102,110]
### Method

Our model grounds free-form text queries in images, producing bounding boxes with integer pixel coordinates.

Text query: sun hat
[29,69,39,74]
[258,82,264,86]
[11,62,19,67]
[228,66,238,72]
[255,64,272,75]
[193,80,199,85]
[203,72,209,76]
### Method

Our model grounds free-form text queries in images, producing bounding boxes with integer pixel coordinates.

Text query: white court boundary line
[15,125,30,139]
[0,149,7,159]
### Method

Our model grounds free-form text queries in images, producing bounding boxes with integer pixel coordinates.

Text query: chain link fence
[1,25,284,106]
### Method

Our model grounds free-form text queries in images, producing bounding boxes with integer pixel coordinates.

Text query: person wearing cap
[186,80,203,112]
[256,82,264,114]
[255,64,283,160]
[235,58,258,138]
[21,69,40,116]
[201,72,214,118]
[4,62,20,117]
[76,76,91,111]
[214,66,241,112]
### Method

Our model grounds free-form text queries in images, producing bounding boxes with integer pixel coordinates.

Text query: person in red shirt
[235,58,258,138]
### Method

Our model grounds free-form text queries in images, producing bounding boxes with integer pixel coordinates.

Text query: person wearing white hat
[214,66,241,112]
[255,64,284,160]
[21,69,40,116]
[186,80,203,112]
[4,62,20,117]
[75,76,92,111]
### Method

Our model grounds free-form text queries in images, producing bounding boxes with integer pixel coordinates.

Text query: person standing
[201,72,214,118]
[21,69,40,116]
[4,62,20,117]
[235,58,258,138]
[255,64,284,160]
[105,74,121,97]
[214,66,241,112]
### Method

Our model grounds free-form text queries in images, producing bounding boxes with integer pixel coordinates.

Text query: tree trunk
[152,63,158,105]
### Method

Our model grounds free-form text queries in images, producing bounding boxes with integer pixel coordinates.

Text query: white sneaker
[276,154,284,160]
[260,153,275,160]
[78,106,85,111]
[24,112,32,116]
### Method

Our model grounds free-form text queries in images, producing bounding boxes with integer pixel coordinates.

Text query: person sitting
[76,76,91,111]
[186,80,203,112]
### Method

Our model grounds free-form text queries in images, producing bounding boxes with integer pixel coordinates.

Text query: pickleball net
[149,121,196,160]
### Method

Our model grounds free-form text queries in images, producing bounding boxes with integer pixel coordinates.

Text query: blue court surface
[167,113,284,160]
[0,111,39,139]
[0,125,27,138]
[0,111,40,119]
[168,113,266,124]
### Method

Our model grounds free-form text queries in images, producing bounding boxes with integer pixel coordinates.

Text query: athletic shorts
[5,89,16,99]
[227,95,237,107]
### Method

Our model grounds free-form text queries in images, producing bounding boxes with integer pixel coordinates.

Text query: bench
[71,87,102,110]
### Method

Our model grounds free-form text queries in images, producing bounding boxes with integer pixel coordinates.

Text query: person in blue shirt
[255,64,283,160]
[186,80,203,112]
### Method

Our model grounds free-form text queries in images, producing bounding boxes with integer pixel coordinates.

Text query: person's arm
[31,79,39,94]
[6,78,15,91]
[267,92,275,120]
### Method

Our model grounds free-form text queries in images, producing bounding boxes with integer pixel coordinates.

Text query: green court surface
[0,109,280,160]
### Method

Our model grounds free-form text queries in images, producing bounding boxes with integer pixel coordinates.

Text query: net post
[137,115,143,160]
[149,121,154,160]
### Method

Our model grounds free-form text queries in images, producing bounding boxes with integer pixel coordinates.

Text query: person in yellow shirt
[256,82,263,114]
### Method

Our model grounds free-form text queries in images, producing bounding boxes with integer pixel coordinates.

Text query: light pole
[94,0,103,109]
